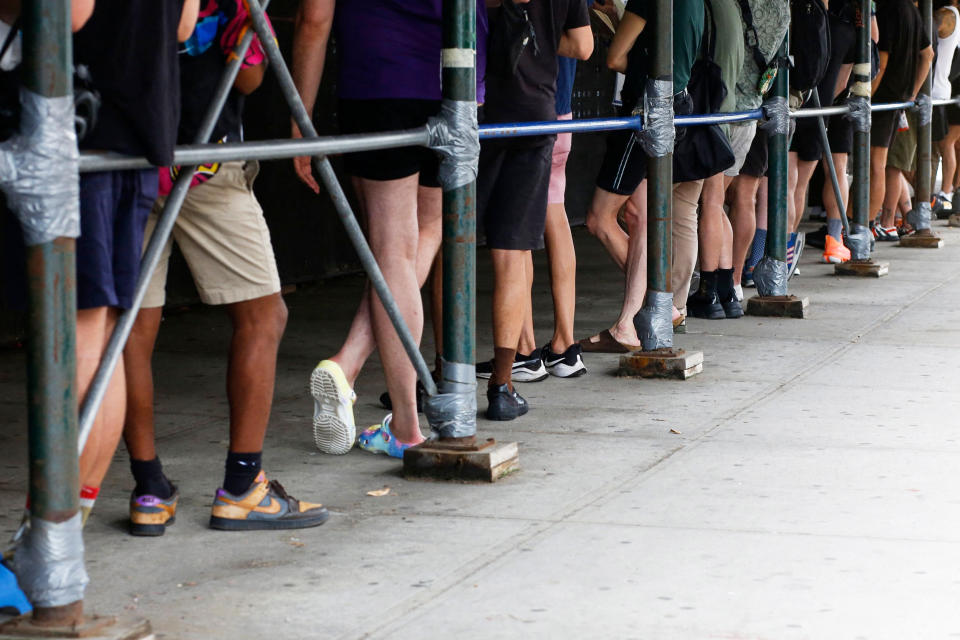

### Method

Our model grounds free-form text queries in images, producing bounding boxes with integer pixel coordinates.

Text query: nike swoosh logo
[254,497,283,515]
[544,358,565,367]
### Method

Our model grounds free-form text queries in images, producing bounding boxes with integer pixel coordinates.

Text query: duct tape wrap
[913,93,933,127]
[427,99,480,191]
[907,200,933,231]
[639,79,674,158]
[753,256,788,296]
[0,90,79,246]
[846,96,871,133]
[847,223,872,260]
[634,290,674,351]
[850,63,872,98]
[11,513,88,608]
[760,96,790,136]
[424,359,477,439]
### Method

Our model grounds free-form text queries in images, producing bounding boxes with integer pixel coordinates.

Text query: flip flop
[578,329,637,354]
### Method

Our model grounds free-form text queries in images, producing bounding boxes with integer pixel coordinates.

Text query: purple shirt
[335,0,488,103]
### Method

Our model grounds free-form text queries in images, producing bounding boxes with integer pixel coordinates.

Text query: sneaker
[209,471,329,531]
[687,290,725,319]
[873,224,899,241]
[379,380,426,412]
[476,349,548,383]
[822,234,851,264]
[485,383,529,421]
[358,414,418,458]
[733,284,744,303]
[806,224,828,250]
[541,343,587,378]
[787,232,805,280]
[933,192,953,219]
[721,297,744,319]
[129,490,179,537]
[309,360,357,455]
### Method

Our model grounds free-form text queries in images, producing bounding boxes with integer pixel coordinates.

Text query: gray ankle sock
[827,218,843,241]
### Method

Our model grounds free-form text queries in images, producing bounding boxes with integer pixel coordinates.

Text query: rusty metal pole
[21,0,84,625]
[910,0,935,236]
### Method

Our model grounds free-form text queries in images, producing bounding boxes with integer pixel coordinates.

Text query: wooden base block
[617,348,703,380]
[745,295,809,319]
[899,234,944,248]
[0,615,151,640]
[834,259,889,277]
[403,438,518,483]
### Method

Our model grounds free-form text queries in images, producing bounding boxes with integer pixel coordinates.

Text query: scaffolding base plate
[403,438,519,483]
[899,234,943,248]
[834,260,889,277]
[617,348,703,380]
[0,615,150,640]
[745,295,809,319]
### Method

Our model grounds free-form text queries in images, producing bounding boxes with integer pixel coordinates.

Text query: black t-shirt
[813,7,858,104]
[874,0,931,102]
[74,0,183,166]
[179,45,245,145]
[483,0,591,123]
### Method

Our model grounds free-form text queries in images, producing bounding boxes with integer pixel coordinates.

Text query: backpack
[790,0,832,91]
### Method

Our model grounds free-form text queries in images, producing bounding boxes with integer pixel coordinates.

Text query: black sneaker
[541,343,587,378]
[687,290,725,319]
[721,296,744,319]
[485,383,529,421]
[476,349,548,383]
[379,380,426,412]
[806,224,827,250]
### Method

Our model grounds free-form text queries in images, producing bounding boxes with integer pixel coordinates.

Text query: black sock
[698,270,718,295]
[223,451,262,495]
[130,457,174,499]
[716,268,736,303]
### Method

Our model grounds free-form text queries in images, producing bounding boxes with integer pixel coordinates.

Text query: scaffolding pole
[910,0,935,235]
[848,0,874,261]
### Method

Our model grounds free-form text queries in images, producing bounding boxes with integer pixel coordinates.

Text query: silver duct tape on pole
[753,256,788,296]
[847,223,872,260]
[635,290,674,351]
[427,100,479,190]
[424,360,478,439]
[0,91,79,245]
[760,96,790,136]
[846,96,871,133]
[639,79,674,157]
[11,514,88,608]
[914,93,933,128]
[907,200,933,231]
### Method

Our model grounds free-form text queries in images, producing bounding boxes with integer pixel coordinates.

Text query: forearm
[911,52,934,100]
[291,13,332,129]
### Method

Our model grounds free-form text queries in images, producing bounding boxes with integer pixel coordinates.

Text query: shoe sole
[546,360,587,378]
[479,366,548,382]
[129,516,174,537]
[823,256,846,264]
[209,510,330,531]
[310,368,355,455]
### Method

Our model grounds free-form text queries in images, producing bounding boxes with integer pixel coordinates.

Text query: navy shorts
[3,169,157,310]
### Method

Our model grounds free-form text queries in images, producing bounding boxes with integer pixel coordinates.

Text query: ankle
[130,457,174,499]
[223,451,262,495]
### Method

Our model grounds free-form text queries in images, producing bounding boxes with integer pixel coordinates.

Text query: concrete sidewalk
[2,222,960,639]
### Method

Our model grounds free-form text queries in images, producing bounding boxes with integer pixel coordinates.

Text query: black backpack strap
[736,0,769,70]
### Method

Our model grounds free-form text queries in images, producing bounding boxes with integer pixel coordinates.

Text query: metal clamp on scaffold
[635,291,674,351]
[760,95,790,136]
[427,99,480,191]
[913,93,933,128]
[639,78,675,157]
[847,223,873,260]
[846,95,872,133]
[753,256,788,297]
[0,90,80,245]
[424,359,478,438]
[11,514,88,608]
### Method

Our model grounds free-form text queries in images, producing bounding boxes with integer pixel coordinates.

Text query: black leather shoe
[687,290,725,319]
[721,296,744,319]
[485,383,529,421]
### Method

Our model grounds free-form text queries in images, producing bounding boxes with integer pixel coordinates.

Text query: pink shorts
[547,113,574,204]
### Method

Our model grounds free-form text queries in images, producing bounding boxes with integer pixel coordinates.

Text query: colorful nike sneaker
[309,359,357,455]
[822,234,851,264]
[129,490,179,537]
[358,415,418,458]
[209,471,329,531]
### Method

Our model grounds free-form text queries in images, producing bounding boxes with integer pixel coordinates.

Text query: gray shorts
[723,121,758,178]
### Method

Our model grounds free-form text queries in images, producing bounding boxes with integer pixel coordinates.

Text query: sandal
[578,329,638,354]
[358,415,418,459]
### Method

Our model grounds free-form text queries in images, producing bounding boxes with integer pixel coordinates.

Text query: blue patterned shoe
[358,415,417,459]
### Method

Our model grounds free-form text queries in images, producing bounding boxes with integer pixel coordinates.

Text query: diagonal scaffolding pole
[244,0,438,398]
[811,88,850,236]
[78,5,270,452]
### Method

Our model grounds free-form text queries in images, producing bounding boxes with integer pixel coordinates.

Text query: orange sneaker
[209,470,329,531]
[822,234,851,264]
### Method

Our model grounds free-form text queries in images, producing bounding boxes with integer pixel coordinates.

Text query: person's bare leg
[78,307,126,490]
[544,202,577,351]
[362,175,429,444]
[730,175,760,286]
[585,185,634,271]
[671,180,703,316]
[610,200,646,346]
[517,251,537,355]
[898,172,913,217]
[792,157,819,233]
[881,167,903,228]
[869,146,889,223]
[122,307,164,462]
[698,174,726,272]
[429,254,442,372]
[491,248,530,386]
[822,153,849,225]
[225,293,288,453]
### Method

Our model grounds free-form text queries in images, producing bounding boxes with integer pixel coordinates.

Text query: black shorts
[477,136,554,251]
[948,103,960,126]
[933,105,948,143]
[740,127,769,177]
[871,109,900,149]
[827,110,853,155]
[790,117,824,162]
[338,98,441,187]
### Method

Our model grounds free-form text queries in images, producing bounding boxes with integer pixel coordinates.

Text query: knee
[585,209,604,237]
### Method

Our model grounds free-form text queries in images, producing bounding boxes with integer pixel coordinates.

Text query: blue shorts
[4,169,157,310]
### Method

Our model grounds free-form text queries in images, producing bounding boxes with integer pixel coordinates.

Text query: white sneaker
[733,284,744,303]
[309,360,357,455]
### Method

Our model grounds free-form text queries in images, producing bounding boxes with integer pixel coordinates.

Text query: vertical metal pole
[765,39,789,269]
[849,0,873,259]
[440,0,477,437]
[22,0,84,625]
[914,0,934,224]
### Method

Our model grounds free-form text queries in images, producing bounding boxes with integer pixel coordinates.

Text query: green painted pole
[848,0,873,259]
[22,0,84,625]
[765,39,789,267]
[913,0,934,229]
[439,0,477,438]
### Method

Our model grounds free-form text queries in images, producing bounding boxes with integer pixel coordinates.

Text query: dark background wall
[0,4,617,343]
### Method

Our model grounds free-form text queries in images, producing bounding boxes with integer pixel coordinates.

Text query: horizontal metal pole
[932,97,960,107]
[871,100,915,113]
[791,105,850,118]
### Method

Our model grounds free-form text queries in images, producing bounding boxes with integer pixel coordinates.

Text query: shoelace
[267,479,297,508]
